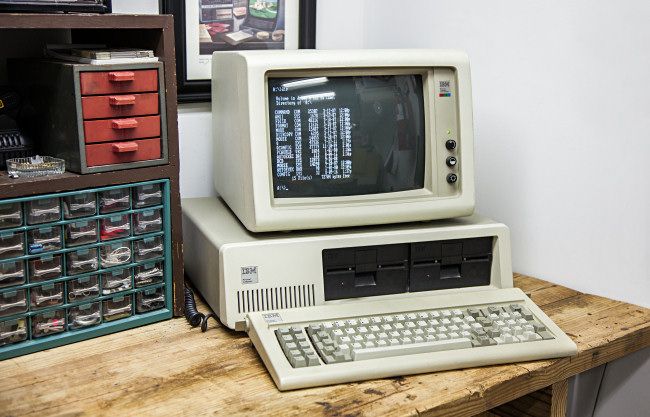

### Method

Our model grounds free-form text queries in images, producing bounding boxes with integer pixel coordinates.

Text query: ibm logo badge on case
[241,266,259,284]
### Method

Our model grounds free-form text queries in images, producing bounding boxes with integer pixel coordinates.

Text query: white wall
[110,0,158,14]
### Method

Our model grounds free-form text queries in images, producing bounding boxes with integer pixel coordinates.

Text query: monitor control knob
[446,156,458,167]
[445,139,457,150]
[447,173,458,184]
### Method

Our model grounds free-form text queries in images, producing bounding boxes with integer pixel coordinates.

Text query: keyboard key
[306,354,320,366]
[277,328,291,336]
[352,338,472,361]
[539,331,555,340]
[292,356,307,368]
[285,342,297,350]
[520,308,534,320]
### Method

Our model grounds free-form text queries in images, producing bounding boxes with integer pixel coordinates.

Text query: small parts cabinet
[0,180,173,359]
[9,61,168,174]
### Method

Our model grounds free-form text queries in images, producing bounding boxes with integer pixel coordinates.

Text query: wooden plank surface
[488,379,568,417]
[0,274,648,417]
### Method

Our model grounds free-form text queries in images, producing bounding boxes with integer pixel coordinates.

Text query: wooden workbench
[1,274,649,416]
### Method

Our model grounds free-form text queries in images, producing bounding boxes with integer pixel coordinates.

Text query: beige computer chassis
[183,197,513,331]
[211,49,476,232]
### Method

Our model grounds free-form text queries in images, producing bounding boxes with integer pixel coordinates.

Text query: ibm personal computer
[182,49,577,390]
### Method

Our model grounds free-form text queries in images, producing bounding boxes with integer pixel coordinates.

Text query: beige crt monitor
[212,49,475,232]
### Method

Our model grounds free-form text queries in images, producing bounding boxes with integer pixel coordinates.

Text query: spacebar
[351,338,473,361]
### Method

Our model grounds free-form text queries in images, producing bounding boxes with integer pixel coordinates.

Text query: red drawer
[85,138,162,167]
[83,115,161,143]
[81,93,159,120]
[79,70,158,95]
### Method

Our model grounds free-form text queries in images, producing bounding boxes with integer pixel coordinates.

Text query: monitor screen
[249,0,278,20]
[268,74,426,198]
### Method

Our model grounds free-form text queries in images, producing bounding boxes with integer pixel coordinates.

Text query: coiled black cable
[184,284,204,327]
[184,284,219,332]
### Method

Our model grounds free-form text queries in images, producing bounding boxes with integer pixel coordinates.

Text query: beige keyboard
[246,288,577,390]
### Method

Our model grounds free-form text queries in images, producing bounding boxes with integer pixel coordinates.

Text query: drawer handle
[109,95,136,106]
[112,142,139,153]
[108,71,135,82]
[111,119,138,129]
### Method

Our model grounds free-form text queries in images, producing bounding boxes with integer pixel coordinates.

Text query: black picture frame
[161,0,317,103]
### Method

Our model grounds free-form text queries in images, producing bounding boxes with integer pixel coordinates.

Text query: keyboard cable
[184,283,219,332]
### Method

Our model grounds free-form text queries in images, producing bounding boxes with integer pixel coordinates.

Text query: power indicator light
[446,129,451,135]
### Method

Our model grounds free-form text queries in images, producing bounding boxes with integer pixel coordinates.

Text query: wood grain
[0,274,648,417]
[486,379,568,417]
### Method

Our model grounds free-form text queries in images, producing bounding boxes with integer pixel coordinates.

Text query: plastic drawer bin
[0,179,172,360]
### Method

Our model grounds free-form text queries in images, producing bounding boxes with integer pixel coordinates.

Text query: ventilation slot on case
[237,284,315,314]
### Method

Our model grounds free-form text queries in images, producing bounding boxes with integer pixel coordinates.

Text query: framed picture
[161,0,317,102]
